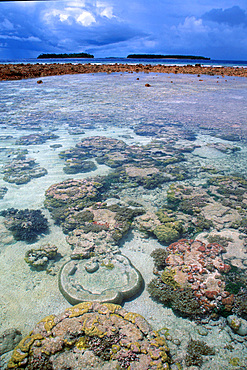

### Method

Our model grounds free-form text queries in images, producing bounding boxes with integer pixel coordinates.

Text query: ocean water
[1,56,247,68]
[0,71,247,369]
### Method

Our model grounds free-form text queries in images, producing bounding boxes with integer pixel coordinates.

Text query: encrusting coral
[7,302,170,370]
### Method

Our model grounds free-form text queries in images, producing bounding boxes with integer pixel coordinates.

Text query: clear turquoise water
[0,72,247,369]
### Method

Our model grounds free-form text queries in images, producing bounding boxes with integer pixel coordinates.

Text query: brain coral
[8,302,170,370]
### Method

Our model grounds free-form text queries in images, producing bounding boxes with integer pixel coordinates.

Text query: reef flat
[0,63,247,81]
[1,72,247,369]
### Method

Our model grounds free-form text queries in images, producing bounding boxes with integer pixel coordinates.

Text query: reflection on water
[0,72,247,369]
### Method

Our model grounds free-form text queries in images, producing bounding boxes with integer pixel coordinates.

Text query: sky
[0,0,247,60]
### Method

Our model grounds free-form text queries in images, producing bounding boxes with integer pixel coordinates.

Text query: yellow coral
[39,315,56,333]
[229,357,239,366]
[124,312,143,323]
[75,337,88,350]
[98,302,121,314]
[161,269,180,289]
[111,344,121,353]
[67,301,93,318]
[82,317,105,337]
[7,334,43,368]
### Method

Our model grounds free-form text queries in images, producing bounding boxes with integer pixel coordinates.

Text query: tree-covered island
[37,52,94,59]
[127,54,210,60]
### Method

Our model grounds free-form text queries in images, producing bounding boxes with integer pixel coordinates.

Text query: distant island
[37,52,94,59]
[127,54,210,60]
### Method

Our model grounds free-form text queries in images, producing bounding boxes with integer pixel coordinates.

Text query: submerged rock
[24,244,58,270]
[227,315,247,336]
[0,186,8,199]
[3,157,47,185]
[7,302,170,369]
[1,208,49,242]
[59,254,143,305]
[15,131,59,145]
[0,328,22,355]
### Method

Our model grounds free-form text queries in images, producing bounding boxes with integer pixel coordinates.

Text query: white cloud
[96,2,115,19]
[77,11,96,26]
[176,16,208,33]
[60,14,69,22]
[27,36,41,42]
[0,35,41,42]
[100,7,114,19]
[0,18,14,31]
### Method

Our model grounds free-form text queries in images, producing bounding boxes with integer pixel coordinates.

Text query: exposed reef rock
[7,302,170,369]
[1,208,49,242]
[1,63,247,82]
[148,239,245,318]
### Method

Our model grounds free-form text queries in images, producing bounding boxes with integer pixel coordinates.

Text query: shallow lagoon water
[0,72,247,369]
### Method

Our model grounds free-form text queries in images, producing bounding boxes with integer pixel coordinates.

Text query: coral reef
[185,339,215,367]
[135,209,184,244]
[24,244,58,270]
[233,288,247,319]
[164,176,247,240]
[15,132,59,145]
[44,179,103,225]
[63,159,96,174]
[0,186,8,199]
[7,302,170,369]
[150,248,169,271]
[58,136,190,191]
[3,156,47,185]
[1,208,49,242]
[148,239,241,318]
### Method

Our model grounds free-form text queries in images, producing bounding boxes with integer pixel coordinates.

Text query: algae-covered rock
[7,302,170,369]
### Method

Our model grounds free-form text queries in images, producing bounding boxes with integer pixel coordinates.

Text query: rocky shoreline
[0,63,247,81]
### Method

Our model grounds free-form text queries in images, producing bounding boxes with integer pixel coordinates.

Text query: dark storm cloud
[202,6,247,27]
[0,1,247,60]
